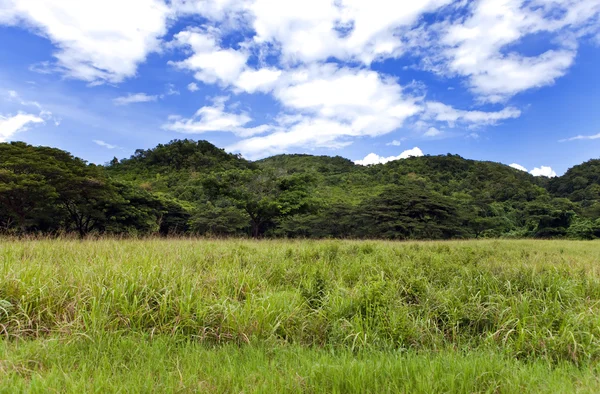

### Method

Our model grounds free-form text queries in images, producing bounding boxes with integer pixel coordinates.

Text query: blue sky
[1,0,599,176]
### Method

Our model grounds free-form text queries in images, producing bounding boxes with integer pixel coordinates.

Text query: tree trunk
[251,220,260,238]
[17,212,26,234]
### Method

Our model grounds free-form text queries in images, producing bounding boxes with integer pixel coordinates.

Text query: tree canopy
[2,139,600,239]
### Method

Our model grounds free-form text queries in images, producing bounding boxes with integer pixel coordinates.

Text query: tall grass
[1,239,600,392]
[2,337,599,393]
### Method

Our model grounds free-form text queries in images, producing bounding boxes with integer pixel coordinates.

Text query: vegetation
[4,140,600,391]
[1,238,600,392]
[2,139,600,239]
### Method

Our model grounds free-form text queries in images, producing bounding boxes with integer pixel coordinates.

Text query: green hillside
[1,139,599,239]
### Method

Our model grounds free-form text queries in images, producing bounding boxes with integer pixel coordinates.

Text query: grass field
[1,239,600,392]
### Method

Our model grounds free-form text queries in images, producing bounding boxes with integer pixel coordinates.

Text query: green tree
[190,201,248,236]
[205,170,313,238]
[0,169,58,232]
[358,184,464,239]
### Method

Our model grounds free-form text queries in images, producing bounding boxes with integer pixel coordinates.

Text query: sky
[0,0,599,176]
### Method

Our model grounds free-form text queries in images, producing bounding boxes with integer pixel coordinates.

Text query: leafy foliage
[2,139,600,238]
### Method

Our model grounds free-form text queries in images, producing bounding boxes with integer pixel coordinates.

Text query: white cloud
[424,102,521,127]
[235,68,282,93]
[509,163,528,172]
[275,66,417,120]
[354,147,424,165]
[559,133,600,142]
[165,84,180,96]
[428,0,600,102]
[274,66,422,136]
[530,166,557,178]
[5,89,43,110]
[228,117,354,158]
[169,28,248,86]
[170,29,283,94]
[509,163,557,177]
[226,65,423,157]
[113,93,158,106]
[0,0,171,84]
[387,139,403,146]
[162,2,588,156]
[4,89,60,127]
[165,0,520,156]
[169,0,246,23]
[424,127,441,137]
[163,96,272,137]
[248,0,452,65]
[199,62,526,157]
[93,140,120,149]
[5,0,592,158]
[0,112,44,141]
[169,0,598,105]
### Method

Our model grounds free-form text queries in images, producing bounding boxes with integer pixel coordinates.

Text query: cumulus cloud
[169,28,248,86]
[163,96,272,137]
[274,66,421,131]
[0,0,171,84]
[169,0,246,22]
[424,127,442,137]
[248,0,452,65]
[427,0,600,102]
[509,163,557,177]
[235,68,282,94]
[354,147,424,165]
[170,29,283,94]
[113,93,158,106]
[424,102,521,127]
[209,63,527,157]
[5,0,597,157]
[226,67,424,157]
[0,112,44,141]
[530,166,557,178]
[162,0,538,157]
[509,163,528,172]
[167,0,599,106]
[228,117,356,158]
[3,89,59,133]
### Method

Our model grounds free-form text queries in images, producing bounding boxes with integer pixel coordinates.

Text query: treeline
[2,139,600,239]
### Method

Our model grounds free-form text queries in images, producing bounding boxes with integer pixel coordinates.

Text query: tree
[0,170,58,232]
[190,201,248,236]
[4,138,600,240]
[0,142,121,236]
[358,184,464,239]
[524,198,576,238]
[204,170,313,238]
[58,172,123,237]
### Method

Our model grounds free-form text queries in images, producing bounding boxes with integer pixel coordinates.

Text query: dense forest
[2,139,600,239]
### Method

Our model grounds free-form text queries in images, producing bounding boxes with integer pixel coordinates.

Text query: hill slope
[1,139,599,239]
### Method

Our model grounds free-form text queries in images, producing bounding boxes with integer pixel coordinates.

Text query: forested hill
[2,139,600,239]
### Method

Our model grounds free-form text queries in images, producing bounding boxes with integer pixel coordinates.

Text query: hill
[1,139,599,239]
[548,159,600,202]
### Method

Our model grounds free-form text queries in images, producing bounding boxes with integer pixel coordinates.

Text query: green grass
[2,337,599,393]
[1,239,600,392]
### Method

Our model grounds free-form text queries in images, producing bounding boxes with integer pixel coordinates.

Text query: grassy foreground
[1,239,600,392]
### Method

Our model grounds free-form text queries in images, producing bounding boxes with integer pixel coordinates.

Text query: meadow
[1,238,600,393]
